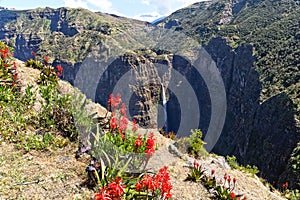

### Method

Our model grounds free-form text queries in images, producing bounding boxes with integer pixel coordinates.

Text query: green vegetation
[0,41,173,200]
[187,129,208,158]
[226,155,259,176]
[283,189,300,200]
[0,41,74,151]
[185,160,246,200]
[162,0,300,110]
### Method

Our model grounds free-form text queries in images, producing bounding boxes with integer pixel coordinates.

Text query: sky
[0,0,205,22]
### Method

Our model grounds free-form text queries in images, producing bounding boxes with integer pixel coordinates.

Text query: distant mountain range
[0,0,299,189]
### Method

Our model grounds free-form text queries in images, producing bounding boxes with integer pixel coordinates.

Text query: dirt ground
[0,143,94,200]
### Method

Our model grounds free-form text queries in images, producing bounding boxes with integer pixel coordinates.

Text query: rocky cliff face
[0,0,299,189]
[203,38,299,186]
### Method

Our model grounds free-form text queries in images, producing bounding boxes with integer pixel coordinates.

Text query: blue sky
[0,0,204,22]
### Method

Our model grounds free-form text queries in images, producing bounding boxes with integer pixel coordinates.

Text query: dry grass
[0,143,93,200]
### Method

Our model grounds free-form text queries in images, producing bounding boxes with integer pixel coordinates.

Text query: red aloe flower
[44,56,49,63]
[110,113,117,130]
[94,192,110,200]
[56,65,63,76]
[0,46,9,59]
[13,62,17,69]
[282,182,289,188]
[134,135,143,151]
[161,181,172,195]
[194,160,200,169]
[12,82,15,87]
[106,176,125,198]
[145,148,155,156]
[211,169,215,175]
[230,192,235,199]
[224,174,227,181]
[119,115,128,132]
[31,50,36,58]
[136,181,143,191]
[13,73,18,80]
[132,119,138,131]
[144,132,155,156]
[233,177,237,183]
[165,192,172,199]
[146,132,155,149]
[146,137,155,149]
[108,93,122,110]
[4,63,9,67]
[141,174,155,191]
[227,176,231,183]
[120,103,126,116]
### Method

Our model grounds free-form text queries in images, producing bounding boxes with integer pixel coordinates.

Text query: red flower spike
[13,62,17,69]
[233,177,237,183]
[230,192,236,199]
[44,56,49,63]
[4,63,9,67]
[224,174,227,180]
[119,115,128,132]
[0,46,9,59]
[211,169,215,175]
[31,51,36,58]
[282,182,288,188]
[228,176,231,183]
[13,73,18,80]
[56,65,63,77]
[145,148,155,156]
[94,192,110,200]
[110,113,117,130]
[105,176,125,198]
[134,135,143,152]
[12,82,15,87]
[146,136,155,149]
[135,181,143,191]
[120,103,126,116]
[165,192,172,199]
[108,93,122,110]
[132,119,138,131]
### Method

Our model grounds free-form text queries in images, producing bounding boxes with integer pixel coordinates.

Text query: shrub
[187,129,208,158]
[226,155,259,176]
[185,160,246,200]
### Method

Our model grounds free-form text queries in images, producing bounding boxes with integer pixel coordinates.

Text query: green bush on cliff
[226,155,259,176]
[0,41,77,150]
[187,129,208,158]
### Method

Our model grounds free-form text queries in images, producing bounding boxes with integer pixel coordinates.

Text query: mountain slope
[0,0,299,190]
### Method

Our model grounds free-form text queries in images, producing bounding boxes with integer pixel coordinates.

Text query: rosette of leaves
[25,58,44,70]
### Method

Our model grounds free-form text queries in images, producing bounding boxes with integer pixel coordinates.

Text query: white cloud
[63,0,125,17]
[142,0,203,15]
[134,11,161,22]
[86,0,112,11]
[142,0,150,5]
[63,0,88,9]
